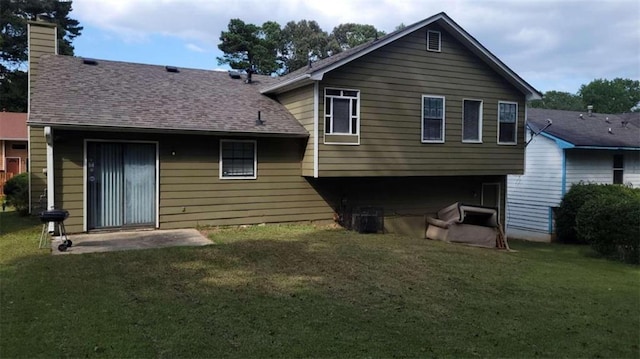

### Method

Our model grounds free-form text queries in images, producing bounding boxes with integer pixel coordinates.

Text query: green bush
[576,194,640,264]
[555,183,638,243]
[3,173,29,216]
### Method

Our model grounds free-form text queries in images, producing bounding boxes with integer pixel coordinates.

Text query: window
[613,154,624,184]
[498,101,517,144]
[324,88,359,135]
[427,30,441,52]
[462,99,482,142]
[220,140,256,179]
[11,144,27,150]
[422,95,445,143]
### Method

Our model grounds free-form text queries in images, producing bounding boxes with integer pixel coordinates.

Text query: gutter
[26,123,310,138]
[260,74,312,94]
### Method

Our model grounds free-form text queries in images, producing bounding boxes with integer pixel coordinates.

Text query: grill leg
[58,222,69,243]
[38,222,49,249]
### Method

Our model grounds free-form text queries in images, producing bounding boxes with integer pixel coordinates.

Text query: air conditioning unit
[352,207,384,234]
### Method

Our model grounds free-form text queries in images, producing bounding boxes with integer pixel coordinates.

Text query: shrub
[555,183,638,243]
[3,173,29,216]
[576,194,640,264]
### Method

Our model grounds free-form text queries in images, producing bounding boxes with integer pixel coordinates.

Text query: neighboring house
[27,13,541,236]
[507,108,640,242]
[0,111,29,193]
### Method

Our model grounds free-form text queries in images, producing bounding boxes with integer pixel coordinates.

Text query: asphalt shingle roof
[29,55,308,137]
[528,108,640,148]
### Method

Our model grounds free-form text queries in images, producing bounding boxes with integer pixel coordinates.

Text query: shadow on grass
[2,225,639,358]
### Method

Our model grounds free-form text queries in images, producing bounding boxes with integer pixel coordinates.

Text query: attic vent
[82,58,98,65]
[426,30,441,52]
[229,70,242,79]
[165,66,179,73]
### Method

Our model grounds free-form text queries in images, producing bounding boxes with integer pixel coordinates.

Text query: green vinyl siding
[50,130,333,233]
[28,126,47,212]
[278,84,315,176]
[28,22,57,95]
[316,23,526,177]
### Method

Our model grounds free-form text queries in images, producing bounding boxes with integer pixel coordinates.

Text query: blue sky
[69,0,640,94]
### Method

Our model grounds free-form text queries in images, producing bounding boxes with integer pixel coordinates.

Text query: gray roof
[528,108,640,148]
[261,12,541,100]
[29,55,308,137]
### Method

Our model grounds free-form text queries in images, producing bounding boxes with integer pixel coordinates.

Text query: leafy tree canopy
[331,23,385,50]
[280,19,338,74]
[217,19,282,75]
[530,78,640,113]
[0,0,82,112]
[578,78,640,113]
[217,18,384,75]
[529,91,583,111]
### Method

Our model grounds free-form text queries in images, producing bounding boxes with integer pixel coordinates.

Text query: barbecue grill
[39,210,72,252]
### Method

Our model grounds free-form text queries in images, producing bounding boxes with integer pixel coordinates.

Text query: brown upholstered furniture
[426,202,502,248]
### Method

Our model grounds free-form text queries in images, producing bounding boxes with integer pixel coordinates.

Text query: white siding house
[507,108,640,242]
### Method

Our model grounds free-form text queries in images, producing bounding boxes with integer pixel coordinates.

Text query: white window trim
[497,101,518,145]
[427,30,441,52]
[462,98,483,143]
[219,139,257,180]
[421,95,446,143]
[323,87,360,137]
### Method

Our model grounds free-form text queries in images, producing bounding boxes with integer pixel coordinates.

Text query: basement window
[427,30,441,52]
[220,140,257,179]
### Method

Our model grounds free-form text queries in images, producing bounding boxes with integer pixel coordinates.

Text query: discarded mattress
[426,202,508,249]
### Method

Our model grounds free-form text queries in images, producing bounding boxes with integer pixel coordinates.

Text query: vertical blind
[88,142,155,229]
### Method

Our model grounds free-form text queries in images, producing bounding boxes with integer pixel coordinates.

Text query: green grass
[1,211,639,358]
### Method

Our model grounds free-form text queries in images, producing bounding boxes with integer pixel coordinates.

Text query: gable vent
[427,30,441,52]
[165,66,179,73]
[82,58,98,65]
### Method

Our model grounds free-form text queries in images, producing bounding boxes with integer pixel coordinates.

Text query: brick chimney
[28,19,57,112]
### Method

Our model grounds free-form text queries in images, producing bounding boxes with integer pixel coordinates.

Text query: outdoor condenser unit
[351,207,384,234]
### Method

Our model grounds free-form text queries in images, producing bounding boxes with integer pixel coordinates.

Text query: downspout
[313,82,319,178]
[44,126,54,213]
[561,149,567,196]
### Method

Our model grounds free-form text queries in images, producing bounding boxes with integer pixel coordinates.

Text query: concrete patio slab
[50,229,212,255]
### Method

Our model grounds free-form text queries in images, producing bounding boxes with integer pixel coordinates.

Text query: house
[27,13,541,236]
[0,111,28,192]
[507,107,640,242]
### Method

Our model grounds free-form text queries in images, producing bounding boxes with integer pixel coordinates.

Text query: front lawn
[1,210,638,358]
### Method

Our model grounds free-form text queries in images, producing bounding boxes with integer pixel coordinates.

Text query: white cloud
[70,0,640,93]
[185,43,206,53]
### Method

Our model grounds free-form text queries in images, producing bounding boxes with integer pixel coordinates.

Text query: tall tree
[529,90,584,111]
[217,19,283,75]
[0,0,82,112]
[330,23,385,50]
[280,20,336,74]
[578,78,640,113]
